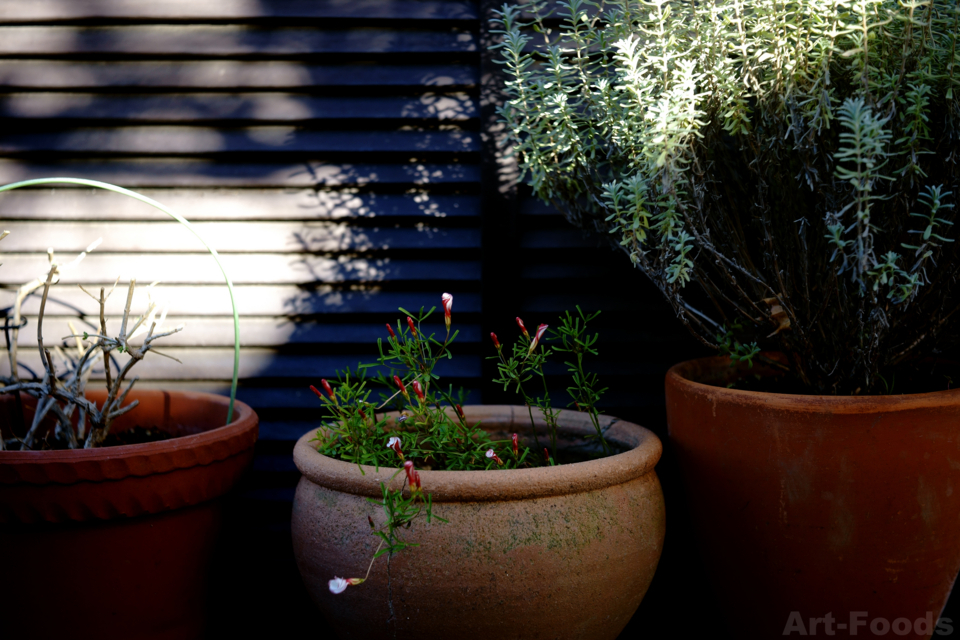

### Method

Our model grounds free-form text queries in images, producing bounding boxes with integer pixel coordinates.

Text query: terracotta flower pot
[666,356,960,640]
[0,389,259,640]
[291,405,665,640]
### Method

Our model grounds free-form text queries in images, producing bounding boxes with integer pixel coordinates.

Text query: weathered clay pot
[666,356,960,640]
[0,389,259,640]
[291,405,665,640]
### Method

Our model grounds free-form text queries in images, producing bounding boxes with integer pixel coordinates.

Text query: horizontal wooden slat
[521,229,605,249]
[53,383,484,413]
[6,348,655,382]
[0,26,477,56]
[521,261,619,279]
[2,286,481,316]
[0,221,480,252]
[520,292,647,312]
[9,318,482,347]
[0,126,479,155]
[0,61,478,89]
[0,160,481,186]
[0,189,480,220]
[0,0,479,22]
[519,197,557,216]
[0,93,478,122]
[0,254,481,284]
[5,348,482,379]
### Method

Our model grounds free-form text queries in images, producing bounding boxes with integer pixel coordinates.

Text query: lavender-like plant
[0,232,182,450]
[495,0,960,393]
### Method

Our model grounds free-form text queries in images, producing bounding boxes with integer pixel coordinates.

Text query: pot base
[0,502,220,640]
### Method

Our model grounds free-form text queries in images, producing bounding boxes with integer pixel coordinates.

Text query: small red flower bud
[511,433,519,456]
[403,460,422,491]
[516,317,529,338]
[441,293,453,329]
[411,380,425,403]
[528,323,549,355]
[321,379,335,399]
[485,448,504,465]
[490,332,501,349]
[534,323,548,342]
[312,379,337,405]
[407,316,417,337]
[386,323,396,339]
[394,375,409,399]
[544,448,551,463]
[368,516,376,529]
[455,404,466,422]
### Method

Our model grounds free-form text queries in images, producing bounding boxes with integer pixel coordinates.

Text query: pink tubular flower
[329,577,365,594]
[441,293,453,330]
[528,324,549,355]
[516,317,529,338]
[490,332,501,350]
[394,375,409,400]
[387,436,404,459]
[485,448,504,465]
[386,323,396,340]
[407,316,417,337]
[411,380,425,403]
[511,433,519,456]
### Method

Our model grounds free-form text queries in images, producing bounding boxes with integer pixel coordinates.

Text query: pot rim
[667,355,960,414]
[0,389,259,485]
[293,404,661,502]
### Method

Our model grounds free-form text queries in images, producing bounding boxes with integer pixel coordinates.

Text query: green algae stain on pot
[447,492,624,564]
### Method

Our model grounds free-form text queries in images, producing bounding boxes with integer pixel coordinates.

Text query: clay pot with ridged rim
[0,389,259,640]
[291,405,665,640]
[666,356,960,640]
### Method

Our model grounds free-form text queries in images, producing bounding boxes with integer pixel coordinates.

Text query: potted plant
[0,179,259,640]
[496,0,960,637]
[291,296,665,640]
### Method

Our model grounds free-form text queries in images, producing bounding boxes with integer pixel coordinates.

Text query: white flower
[387,436,401,449]
[329,576,364,594]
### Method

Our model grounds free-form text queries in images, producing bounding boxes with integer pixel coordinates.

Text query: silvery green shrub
[495,0,960,393]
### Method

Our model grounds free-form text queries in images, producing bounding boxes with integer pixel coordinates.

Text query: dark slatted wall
[0,2,485,633]
[0,0,482,431]
[0,1,709,636]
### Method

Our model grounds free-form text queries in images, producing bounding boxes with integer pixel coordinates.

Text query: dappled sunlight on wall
[0,1,485,442]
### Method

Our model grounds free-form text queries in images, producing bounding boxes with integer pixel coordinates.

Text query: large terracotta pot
[666,356,960,640]
[0,389,259,640]
[291,405,665,640]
